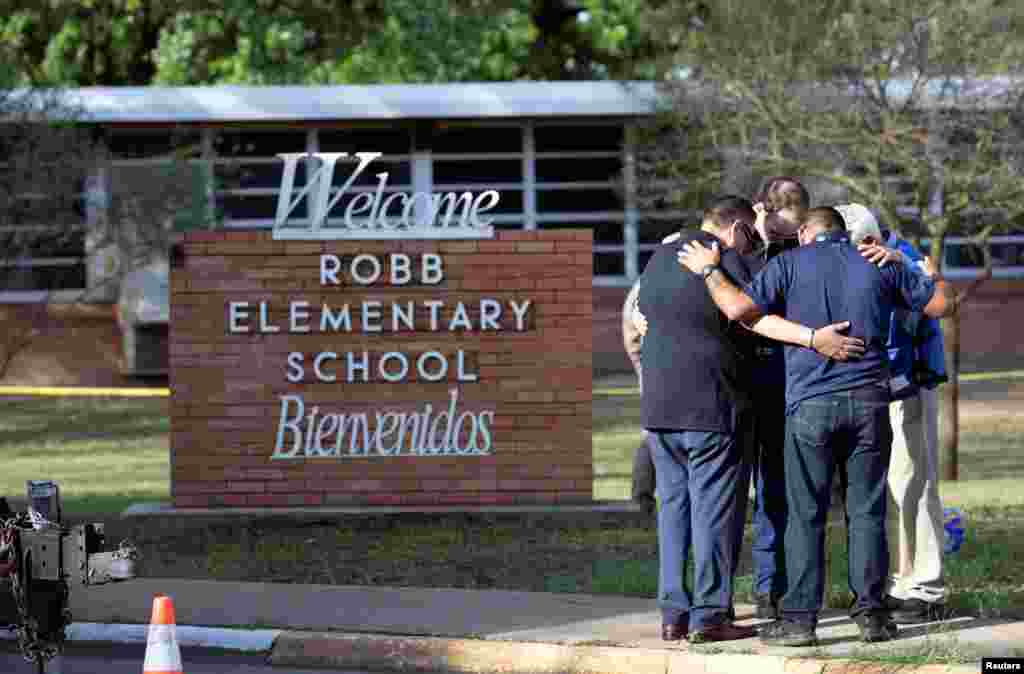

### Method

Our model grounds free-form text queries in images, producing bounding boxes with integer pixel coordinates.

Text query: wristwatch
[701,264,719,280]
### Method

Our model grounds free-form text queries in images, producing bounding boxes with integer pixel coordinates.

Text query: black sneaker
[889,598,947,624]
[883,594,904,610]
[758,619,817,647]
[755,592,779,619]
[854,612,898,643]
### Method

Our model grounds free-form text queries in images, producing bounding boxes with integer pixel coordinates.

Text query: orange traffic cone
[143,594,183,674]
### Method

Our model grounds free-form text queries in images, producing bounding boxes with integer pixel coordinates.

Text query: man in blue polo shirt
[677,206,958,647]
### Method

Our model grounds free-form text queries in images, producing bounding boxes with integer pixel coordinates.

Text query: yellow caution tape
[593,387,640,396]
[0,386,170,397]
[959,369,1024,382]
[1,369,1021,398]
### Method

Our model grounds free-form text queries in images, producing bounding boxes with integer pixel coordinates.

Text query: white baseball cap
[836,203,882,244]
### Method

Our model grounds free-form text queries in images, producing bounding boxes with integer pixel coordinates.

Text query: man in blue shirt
[841,205,950,624]
[677,206,958,646]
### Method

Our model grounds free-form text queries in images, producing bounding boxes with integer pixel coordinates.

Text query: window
[637,217,687,244]
[430,125,521,153]
[535,157,622,184]
[0,150,90,299]
[319,127,412,156]
[431,126,522,228]
[638,250,656,274]
[541,220,623,245]
[213,129,308,224]
[426,124,525,228]
[537,189,624,214]
[106,128,201,159]
[535,124,623,153]
[433,160,521,186]
[594,253,625,276]
[320,128,412,190]
[0,228,86,292]
[213,127,418,226]
[204,121,648,282]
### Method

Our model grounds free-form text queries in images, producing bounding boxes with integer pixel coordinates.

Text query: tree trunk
[934,232,993,482]
[939,310,959,480]
[928,232,959,480]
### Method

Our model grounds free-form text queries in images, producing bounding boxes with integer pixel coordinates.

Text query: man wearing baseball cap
[839,203,950,625]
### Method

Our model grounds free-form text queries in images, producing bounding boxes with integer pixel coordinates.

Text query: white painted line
[0,623,280,652]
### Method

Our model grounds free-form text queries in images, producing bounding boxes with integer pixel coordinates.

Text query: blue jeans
[780,385,893,625]
[732,405,788,598]
[650,429,743,630]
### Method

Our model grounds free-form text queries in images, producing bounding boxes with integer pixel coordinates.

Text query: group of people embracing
[623,177,955,646]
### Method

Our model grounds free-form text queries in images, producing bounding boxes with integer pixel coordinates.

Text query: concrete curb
[268,631,980,674]
[0,623,280,653]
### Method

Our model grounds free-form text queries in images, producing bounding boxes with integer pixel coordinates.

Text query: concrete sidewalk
[47,578,1022,672]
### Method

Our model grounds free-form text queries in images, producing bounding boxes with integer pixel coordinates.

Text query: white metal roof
[54,81,659,123]
[7,76,1016,125]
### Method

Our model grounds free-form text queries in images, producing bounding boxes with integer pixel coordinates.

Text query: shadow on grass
[0,398,168,449]
[4,493,166,519]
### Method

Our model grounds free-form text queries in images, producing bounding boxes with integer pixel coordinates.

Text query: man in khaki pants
[839,203,948,624]
[887,369,946,621]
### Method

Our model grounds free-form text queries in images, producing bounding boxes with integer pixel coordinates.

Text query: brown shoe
[662,614,689,641]
[688,621,757,643]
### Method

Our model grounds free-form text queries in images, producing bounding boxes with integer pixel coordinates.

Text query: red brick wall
[593,281,1024,377]
[169,230,593,508]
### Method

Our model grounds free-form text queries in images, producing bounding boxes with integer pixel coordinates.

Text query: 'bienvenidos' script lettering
[272,388,494,458]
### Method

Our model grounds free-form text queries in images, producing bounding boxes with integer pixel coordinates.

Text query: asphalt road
[0,643,370,674]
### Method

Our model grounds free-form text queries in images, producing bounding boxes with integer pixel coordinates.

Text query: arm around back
[919,257,958,319]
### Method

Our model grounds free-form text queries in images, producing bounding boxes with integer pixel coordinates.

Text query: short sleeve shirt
[743,230,936,413]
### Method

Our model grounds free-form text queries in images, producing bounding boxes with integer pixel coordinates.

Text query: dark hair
[802,206,846,232]
[703,195,757,255]
[755,176,811,211]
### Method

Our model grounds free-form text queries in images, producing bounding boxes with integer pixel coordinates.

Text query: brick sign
[169,230,593,508]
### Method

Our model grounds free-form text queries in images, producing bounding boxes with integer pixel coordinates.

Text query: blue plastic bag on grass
[943,507,965,554]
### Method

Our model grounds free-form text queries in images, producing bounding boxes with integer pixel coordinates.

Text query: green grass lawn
[0,397,169,515]
[593,385,1024,510]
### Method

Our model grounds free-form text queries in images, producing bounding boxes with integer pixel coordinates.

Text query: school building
[1,81,1022,384]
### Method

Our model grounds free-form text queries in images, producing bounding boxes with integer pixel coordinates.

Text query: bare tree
[635,0,1024,479]
[0,88,215,380]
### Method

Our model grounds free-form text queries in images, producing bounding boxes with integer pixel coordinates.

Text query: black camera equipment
[1,481,139,673]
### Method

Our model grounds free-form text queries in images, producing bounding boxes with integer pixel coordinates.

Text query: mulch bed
[84,511,662,594]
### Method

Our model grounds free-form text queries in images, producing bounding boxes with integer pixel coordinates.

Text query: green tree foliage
[0,0,658,86]
[0,0,393,86]
[637,0,1024,244]
[635,0,1024,480]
